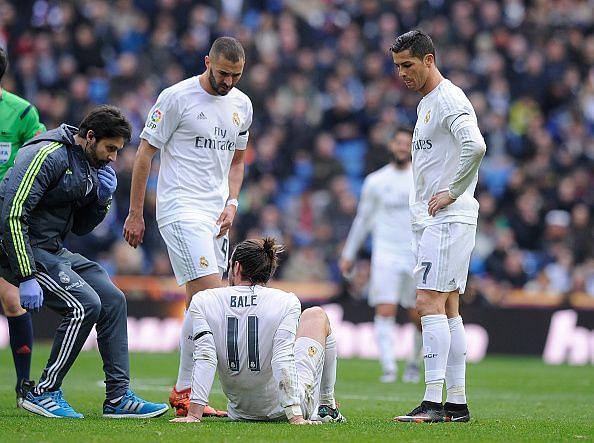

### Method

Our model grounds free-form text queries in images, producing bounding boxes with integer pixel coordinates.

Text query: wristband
[226,198,239,208]
[284,405,303,420]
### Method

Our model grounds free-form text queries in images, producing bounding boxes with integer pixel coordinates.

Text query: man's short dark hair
[0,47,8,81]
[395,125,413,137]
[209,36,245,63]
[390,30,436,61]
[230,237,284,285]
[78,105,132,143]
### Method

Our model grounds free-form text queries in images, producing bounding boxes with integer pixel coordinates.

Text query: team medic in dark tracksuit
[0,109,168,419]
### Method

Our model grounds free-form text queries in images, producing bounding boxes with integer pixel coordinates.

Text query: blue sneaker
[21,389,84,418]
[103,390,169,418]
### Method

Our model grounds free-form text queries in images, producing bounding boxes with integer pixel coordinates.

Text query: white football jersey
[140,77,253,227]
[190,285,301,421]
[342,164,414,267]
[410,79,481,229]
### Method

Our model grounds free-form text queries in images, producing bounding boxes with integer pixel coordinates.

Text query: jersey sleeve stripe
[193,331,213,340]
[8,142,62,277]
[449,113,470,131]
[238,130,247,136]
[19,104,32,120]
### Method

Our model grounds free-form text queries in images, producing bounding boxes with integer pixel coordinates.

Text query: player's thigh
[413,223,476,294]
[66,251,126,313]
[214,233,229,274]
[159,220,221,285]
[369,260,399,307]
[294,337,325,419]
[397,270,417,309]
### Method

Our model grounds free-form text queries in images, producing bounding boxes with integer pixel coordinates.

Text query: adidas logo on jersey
[197,112,207,120]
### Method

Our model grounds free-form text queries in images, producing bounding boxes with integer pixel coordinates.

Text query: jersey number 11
[227,316,260,372]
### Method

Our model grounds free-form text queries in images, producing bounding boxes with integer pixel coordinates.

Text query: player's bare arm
[123,139,159,247]
[216,149,245,238]
[338,258,354,278]
[289,415,322,425]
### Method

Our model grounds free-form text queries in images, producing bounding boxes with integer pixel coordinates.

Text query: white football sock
[374,315,396,375]
[175,310,194,391]
[421,314,450,404]
[446,315,467,405]
[319,333,337,408]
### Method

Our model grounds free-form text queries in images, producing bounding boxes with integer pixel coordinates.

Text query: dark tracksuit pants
[5,248,129,400]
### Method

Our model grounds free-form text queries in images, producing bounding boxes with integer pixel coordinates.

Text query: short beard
[85,141,107,168]
[392,156,409,167]
[208,69,229,96]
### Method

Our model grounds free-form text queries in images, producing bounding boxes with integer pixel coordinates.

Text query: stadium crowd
[1,0,593,306]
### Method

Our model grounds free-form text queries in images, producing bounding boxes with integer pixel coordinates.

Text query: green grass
[0,345,592,442]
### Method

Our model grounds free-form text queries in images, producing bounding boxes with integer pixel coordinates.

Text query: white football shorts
[412,222,476,294]
[368,259,416,309]
[159,219,229,285]
[294,337,325,420]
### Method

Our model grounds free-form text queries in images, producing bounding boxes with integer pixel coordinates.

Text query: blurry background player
[171,238,345,425]
[390,30,486,423]
[340,127,422,384]
[123,36,252,416]
[0,46,45,405]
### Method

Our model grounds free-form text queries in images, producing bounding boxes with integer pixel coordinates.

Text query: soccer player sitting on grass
[170,238,346,424]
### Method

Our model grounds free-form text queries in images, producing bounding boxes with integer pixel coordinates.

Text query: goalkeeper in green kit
[0,46,46,406]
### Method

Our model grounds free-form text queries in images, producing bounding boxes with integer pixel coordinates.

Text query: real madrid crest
[308,346,317,357]
[232,112,240,127]
[424,110,431,123]
[58,271,70,284]
[199,256,209,268]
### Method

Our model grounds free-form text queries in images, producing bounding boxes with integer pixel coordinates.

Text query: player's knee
[101,288,127,318]
[376,304,397,317]
[0,290,25,315]
[82,298,102,322]
[301,306,330,331]
[415,300,436,316]
[302,306,326,321]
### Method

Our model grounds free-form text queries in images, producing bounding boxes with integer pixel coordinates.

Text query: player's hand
[289,416,321,425]
[19,278,44,312]
[216,204,237,238]
[97,166,117,205]
[123,211,145,248]
[428,190,456,216]
[169,415,201,423]
[339,258,354,280]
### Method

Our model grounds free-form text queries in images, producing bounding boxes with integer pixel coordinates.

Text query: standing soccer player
[170,238,346,425]
[339,127,422,384]
[123,36,252,416]
[0,47,45,405]
[390,30,486,423]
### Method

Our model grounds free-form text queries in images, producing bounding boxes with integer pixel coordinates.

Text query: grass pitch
[0,345,592,442]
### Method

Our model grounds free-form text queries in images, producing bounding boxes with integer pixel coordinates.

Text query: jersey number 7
[226,315,260,372]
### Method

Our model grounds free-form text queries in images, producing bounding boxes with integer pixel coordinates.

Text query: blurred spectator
[281,243,330,282]
[1,0,591,302]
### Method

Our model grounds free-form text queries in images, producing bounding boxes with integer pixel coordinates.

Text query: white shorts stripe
[171,222,198,282]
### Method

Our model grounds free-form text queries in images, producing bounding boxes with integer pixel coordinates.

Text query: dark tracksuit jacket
[0,124,129,398]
